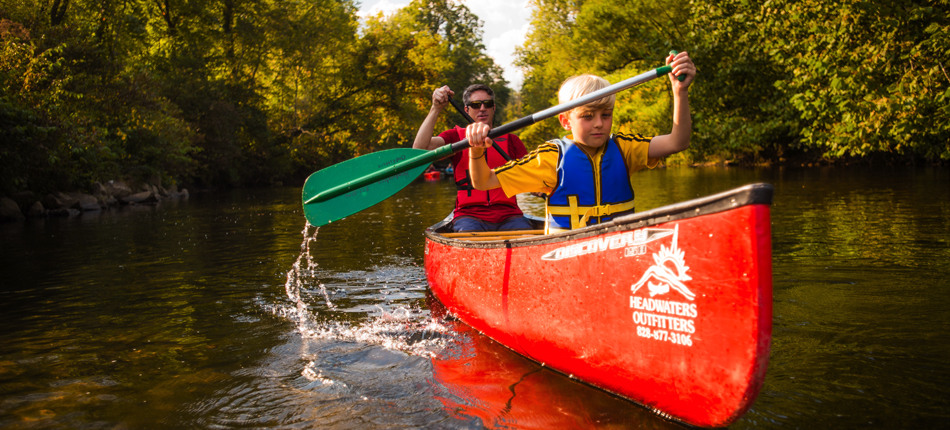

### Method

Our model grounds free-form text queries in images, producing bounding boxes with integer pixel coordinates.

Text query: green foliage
[7,0,942,198]
[516,0,950,163]
[0,0,514,194]
[690,0,950,162]
[0,22,64,194]
[0,2,201,192]
[516,0,691,155]
[514,0,582,148]
[687,0,800,162]
[516,0,582,116]
[762,0,950,160]
[395,0,511,128]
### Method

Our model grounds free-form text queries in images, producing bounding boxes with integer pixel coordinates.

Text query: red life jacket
[451,127,523,219]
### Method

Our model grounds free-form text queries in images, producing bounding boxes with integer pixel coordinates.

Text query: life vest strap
[546,198,635,229]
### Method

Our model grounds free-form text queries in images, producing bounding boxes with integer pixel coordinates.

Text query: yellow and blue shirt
[495,133,659,233]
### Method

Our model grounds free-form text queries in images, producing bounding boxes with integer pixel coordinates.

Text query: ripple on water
[195,221,470,429]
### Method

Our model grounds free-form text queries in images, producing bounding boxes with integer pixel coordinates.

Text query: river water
[1,166,948,429]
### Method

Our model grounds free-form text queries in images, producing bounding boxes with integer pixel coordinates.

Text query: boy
[465,52,696,234]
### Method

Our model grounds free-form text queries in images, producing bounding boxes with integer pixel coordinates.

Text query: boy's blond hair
[558,74,615,112]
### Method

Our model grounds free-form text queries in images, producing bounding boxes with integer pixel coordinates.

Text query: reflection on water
[427,297,686,430]
[0,167,948,429]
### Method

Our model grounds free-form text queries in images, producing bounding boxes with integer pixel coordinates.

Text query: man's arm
[413,85,453,150]
[649,52,696,158]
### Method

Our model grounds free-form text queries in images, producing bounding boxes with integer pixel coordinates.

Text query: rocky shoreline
[0,181,189,222]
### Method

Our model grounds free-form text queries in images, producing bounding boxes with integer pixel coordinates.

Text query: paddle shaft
[306,64,675,204]
[449,65,677,153]
[447,95,475,123]
[447,96,512,161]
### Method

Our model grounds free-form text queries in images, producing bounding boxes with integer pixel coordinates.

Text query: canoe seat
[439,229,545,242]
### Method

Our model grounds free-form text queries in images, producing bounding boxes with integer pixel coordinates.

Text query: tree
[515,0,688,152]
[0,0,519,195]
[399,0,511,127]
[763,0,950,160]
[515,0,950,163]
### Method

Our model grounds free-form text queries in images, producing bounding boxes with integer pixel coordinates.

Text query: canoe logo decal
[630,225,696,347]
[539,228,675,261]
[630,225,695,301]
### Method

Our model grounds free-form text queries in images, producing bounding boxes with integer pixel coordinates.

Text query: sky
[357,0,532,90]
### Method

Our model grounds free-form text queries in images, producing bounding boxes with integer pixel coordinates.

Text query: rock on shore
[1,180,189,223]
[0,197,25,221]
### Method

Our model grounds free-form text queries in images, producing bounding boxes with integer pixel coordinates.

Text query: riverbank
[0,181,189,223]
[681,150,950,168]
[5,161,947,224]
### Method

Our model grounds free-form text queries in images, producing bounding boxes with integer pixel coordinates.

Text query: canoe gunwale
[425,183,774,248]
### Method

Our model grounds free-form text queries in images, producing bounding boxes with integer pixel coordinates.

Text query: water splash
[284,222,320,319]
[270,221,456,388]
[295,306,453,358]
[301,361,345,386]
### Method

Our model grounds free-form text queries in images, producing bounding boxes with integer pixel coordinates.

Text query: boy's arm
[412,85,453,150]
[649,52,696,158]
[466,123,502,190]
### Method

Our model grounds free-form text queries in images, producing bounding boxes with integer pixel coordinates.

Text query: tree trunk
[50,0,70,26]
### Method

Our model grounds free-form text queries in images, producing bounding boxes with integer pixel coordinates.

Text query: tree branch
[49,0,69,26]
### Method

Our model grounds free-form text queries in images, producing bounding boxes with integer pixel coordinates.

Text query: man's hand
[432,85,454,110]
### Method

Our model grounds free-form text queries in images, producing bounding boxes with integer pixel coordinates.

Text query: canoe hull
[424,184,773,428]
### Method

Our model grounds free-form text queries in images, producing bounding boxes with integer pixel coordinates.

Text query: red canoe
[424,184,773,428]
[424,170,442,181]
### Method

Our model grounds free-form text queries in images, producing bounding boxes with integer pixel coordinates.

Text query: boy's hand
[432,85,454,110]
[666,52,696,92]
[466,123,493,150]
[464,122,501,190]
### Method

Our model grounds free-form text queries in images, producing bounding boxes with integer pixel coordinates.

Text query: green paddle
[302,62,681,227]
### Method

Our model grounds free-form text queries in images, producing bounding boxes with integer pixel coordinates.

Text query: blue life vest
[545,137,636,232]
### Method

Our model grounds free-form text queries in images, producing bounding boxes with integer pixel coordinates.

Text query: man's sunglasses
[466,100,495,109]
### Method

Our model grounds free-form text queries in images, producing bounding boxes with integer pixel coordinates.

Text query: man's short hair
[558,75,615,111]
[463,84,495,105]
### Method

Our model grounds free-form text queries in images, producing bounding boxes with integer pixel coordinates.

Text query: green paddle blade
[302,148,432,227]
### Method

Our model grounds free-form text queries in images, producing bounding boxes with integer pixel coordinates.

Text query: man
[412,84,534,232]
